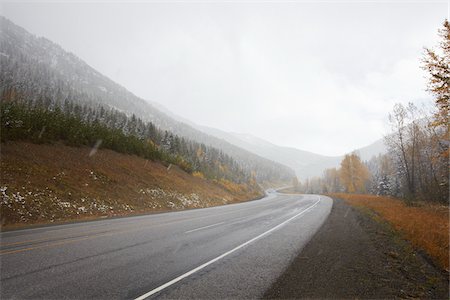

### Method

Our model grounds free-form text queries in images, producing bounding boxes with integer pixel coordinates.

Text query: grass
[330,193,449,272]
[0,141,264,229]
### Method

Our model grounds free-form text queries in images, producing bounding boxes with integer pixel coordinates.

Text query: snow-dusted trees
[383,102,448,202]
[385,103,420,199]
[380,21,449,202]
[366,154,397,196]
[268,20,448,202]
[306,100,447,202]
[0,93,252,184]
[0,16,295,185]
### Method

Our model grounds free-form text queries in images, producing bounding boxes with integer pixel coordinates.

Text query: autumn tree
[323,167,341,193]
[422,19,449,200]
[339,153,370,193]
[304,19,449,202]
[423,19,450,130]
[380,20,450,202]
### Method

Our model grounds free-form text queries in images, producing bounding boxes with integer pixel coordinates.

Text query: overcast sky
[2,1,448,155]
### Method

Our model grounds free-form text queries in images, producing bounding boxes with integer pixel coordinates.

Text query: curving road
[0,192,332,299]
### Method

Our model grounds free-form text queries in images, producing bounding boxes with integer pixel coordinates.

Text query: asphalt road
[0,192,332,299]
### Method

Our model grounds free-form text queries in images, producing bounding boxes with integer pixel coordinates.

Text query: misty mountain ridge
[194,124,387,180]
[226,132,387,180]
[0,16,386,181]
[0,16,295,183]
[137,97,387,170]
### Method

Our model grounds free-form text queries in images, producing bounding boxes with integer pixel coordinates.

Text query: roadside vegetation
[332,193,449,271]
[290,21,449,271]
[0,141,262,229]
[1,99,251,184]
[0,101,266,228]
[0,17,295,229]
[1,83,281,229]
[296,20,448,204]
[0,97,276,228]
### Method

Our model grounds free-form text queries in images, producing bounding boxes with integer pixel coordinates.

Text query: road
[0,192,332,299]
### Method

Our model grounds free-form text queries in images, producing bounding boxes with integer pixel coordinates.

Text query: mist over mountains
[0,16,295,183]
[193,125,386,180]
[0,16,386,181]
[151,93,387,179]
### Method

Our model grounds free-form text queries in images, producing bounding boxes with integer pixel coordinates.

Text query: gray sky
[2,1,448,155]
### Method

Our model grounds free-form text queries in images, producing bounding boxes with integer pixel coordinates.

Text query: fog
[2,1,447,155]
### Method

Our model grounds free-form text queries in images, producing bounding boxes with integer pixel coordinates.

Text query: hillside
[197,125,387,179]
[0,16,294,184]
[0,142,263,229]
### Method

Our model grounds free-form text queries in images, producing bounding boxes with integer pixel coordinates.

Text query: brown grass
[0,141,263,229]
[330,193,449,271]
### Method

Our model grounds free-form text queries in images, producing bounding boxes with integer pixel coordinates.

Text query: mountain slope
[197,125,386,179]
[1,141,262,227]
[0,16,295,183]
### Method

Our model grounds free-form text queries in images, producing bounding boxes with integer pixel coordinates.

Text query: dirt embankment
[264,198,449,299]
[0,141,263,229]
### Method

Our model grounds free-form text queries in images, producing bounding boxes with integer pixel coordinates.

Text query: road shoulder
[264,197,449,299]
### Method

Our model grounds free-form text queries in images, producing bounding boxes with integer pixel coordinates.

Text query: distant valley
[178,121,386,180]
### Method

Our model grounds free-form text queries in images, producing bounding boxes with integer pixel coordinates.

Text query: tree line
[295,20,449,204]
[1,91,253,185]
[0,16,294,184]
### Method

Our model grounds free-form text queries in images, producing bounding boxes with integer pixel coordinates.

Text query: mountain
[196,125,387,180]
[1,141,265,226]
[127,96,388,180]
[0,16,295,183]
[352,139,387,161]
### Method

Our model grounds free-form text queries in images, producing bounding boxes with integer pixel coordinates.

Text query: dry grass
[330,193,449,271]
[0,141,263,229]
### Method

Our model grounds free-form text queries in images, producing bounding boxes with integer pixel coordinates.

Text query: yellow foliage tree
[422,20,449,131]
[192,171,205,179]
[196,147,204,161]
[339,153,370,193]
[323,167,340,193]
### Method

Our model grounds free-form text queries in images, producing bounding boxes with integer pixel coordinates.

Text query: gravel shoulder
[264,197,449,299]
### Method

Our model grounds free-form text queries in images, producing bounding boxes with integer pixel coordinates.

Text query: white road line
[184,222,225,233]
[134,197,321,300]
